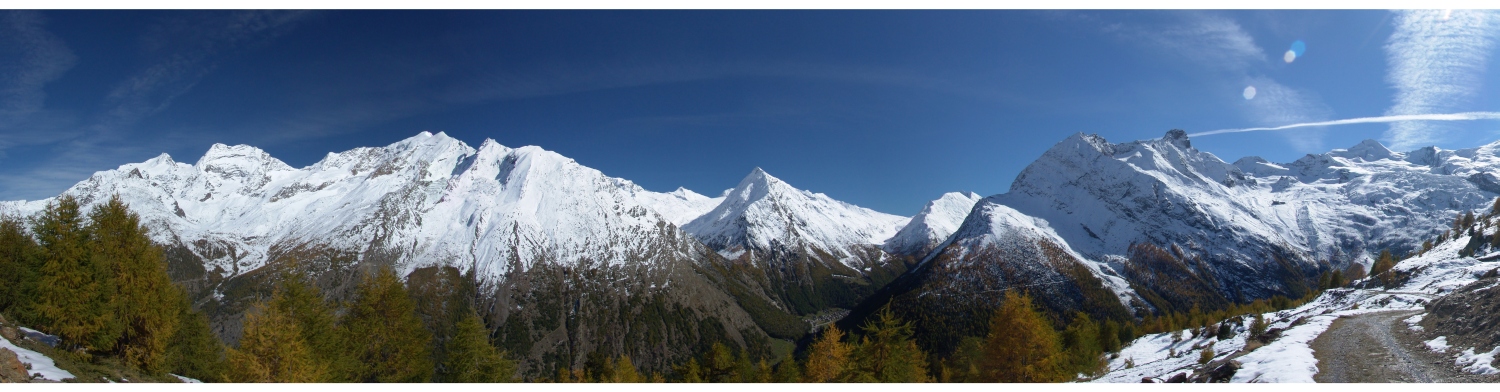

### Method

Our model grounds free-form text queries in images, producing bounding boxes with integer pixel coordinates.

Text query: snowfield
[1096,228,1500,382]
[0,332,74,381]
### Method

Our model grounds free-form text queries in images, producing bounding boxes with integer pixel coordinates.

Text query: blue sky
[2,10,1498,215]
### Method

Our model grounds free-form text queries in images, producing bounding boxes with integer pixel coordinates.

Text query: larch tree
[270,275,351,381]
[0,216,39,315]
[439,310,516,383]
[979,292,1066,382]
[227,301,328,382]
[848,305,931,382]
[341,266,434,382]
[90,196,181,373]
[165,296,229,383]
[802,324,853,382]
[30,195,120,353]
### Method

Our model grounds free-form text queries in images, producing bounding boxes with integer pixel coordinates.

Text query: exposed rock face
[0,348,28,383]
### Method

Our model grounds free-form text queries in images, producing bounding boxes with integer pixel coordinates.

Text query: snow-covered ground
[1095,230,1500,383]
[0,331,74,381]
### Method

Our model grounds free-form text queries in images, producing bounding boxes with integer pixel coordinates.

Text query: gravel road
[1310,310,1490,383]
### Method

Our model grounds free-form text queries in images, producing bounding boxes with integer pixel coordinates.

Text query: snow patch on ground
[0,332,74,381]
[1093,329,1246,382]
[1405,313,1425,332]
[171,373,203,383]
[1426,336,1450,352]
[1455,346,1500,375]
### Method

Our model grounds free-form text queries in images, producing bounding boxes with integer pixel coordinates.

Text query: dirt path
[1310,310,1477,383]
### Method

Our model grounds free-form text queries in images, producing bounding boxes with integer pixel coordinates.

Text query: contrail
[1189,112,1500,137]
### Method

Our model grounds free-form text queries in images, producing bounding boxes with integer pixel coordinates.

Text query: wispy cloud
[0,11,313,201]
[1097,12,1333,149]
[1190,112,1500,137]
[1105,12,1267,75]
[0,11,77,156]
[100,11,311,130]
[1383,10,1500,150]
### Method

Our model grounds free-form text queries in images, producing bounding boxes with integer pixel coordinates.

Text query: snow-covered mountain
[983,130,1500,301]
[0,132,766,375]
[682,168,909,268]
[882,191,982,257]
[0,132,728,279]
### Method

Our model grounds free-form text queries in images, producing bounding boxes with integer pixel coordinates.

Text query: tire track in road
[1311,310,1440,383]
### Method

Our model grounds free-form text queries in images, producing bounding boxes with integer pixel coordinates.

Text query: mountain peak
[883,191,984,256]
[684,167,907,261]
[196,143,290,171]
[1164,129,1191,149]
[1336,139,1396,161]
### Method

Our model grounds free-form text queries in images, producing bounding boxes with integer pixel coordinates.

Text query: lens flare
[1284,40,1306,63]
[1243,86,1257,100]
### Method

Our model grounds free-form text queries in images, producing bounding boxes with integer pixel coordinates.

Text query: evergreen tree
[0,216,39,315]
[941,336,986,382]
[675,358,704,382]
[847,305,931,382]
[1098,319,1122,353]
[269,275,351,381]
[165,298,229,382]
[978,292,1066,382]
[90,196,180,373]
[802,325,853,382]
[771,357,800,383]
[1370,249,1397,287]
[439,311,515,382]
[704,341,738,382]
[607,355,641,383]
[29,195,119,352]
[1059,312,1105,377]
[753,359,772,383]
[341,266,434,382]
[227,301,328,382]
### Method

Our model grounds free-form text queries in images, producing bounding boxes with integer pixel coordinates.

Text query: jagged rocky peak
[1164,128,1191,149]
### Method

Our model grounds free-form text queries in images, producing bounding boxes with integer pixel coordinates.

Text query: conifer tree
[802,325,853,382]
[979,292,1066,382]
[676,358,704,382]
[608,355,642,383]
[30,195,119,352]
[270,275,351,380]
[341,266,434,382]
[704,341,738,382]
[848,305,931,382]
[165,298,229,383]
[0,216,39,314]
[227,301,328,382]
[754,359,772,383]
[90,196,181,372]
[1059,312,1104,376]
[439,311,516,382]
[1098,319,1122,353]
[1371,249,1397,287]
[771,357,800,382]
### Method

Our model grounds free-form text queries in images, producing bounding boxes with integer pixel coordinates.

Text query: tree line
[0,194,1334,383]
[0,195,517,382]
